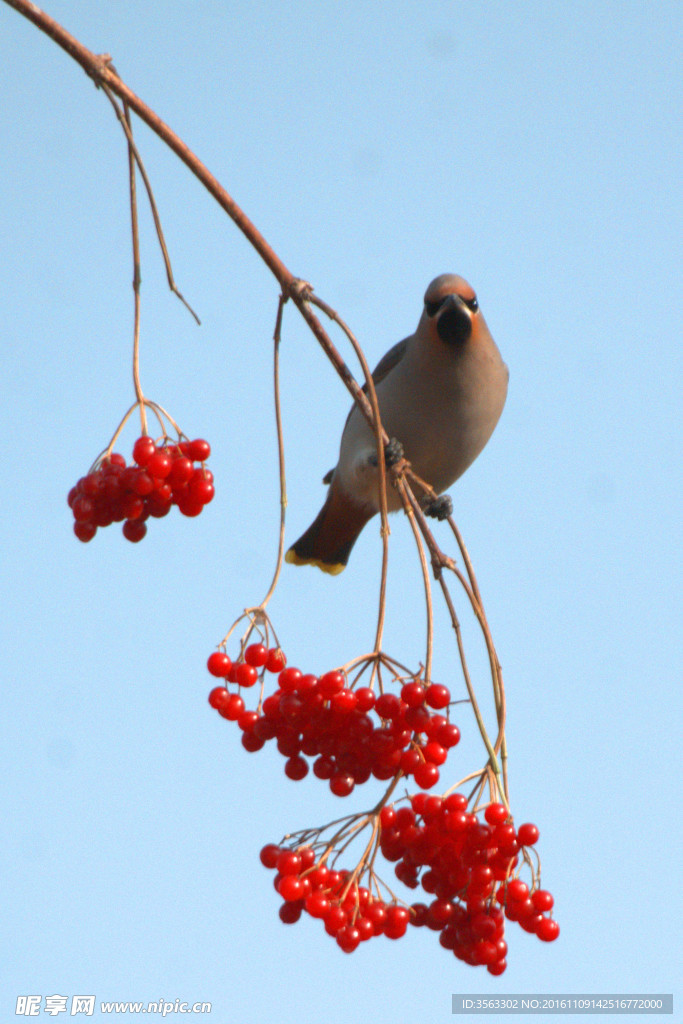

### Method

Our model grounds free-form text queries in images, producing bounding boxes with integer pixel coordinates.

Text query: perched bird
[285,273,508,574]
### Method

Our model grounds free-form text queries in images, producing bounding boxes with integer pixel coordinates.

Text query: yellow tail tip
[285,548,346,575]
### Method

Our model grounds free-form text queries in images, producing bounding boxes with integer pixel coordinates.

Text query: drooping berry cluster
[68,436,213,542]
[260,795,558,972]
[380,793,558,972]
[260,843,414,952]
[207,645,460,796]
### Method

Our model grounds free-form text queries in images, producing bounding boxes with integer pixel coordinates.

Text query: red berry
[278,875,304,902]
[401,680,426,707]
[336,924,361,953]
[244,643,268,667]
[485,802,509,826]
[266,648,287,673]
[278,667,302,692]
[298,847,316,870]
[208,686,230,710]
[207,651,232,677]
[536,917,560,942]
[422,740,447,765]
[237,710,259,732]
[517,822,540,846]
[218,693,244,721]
[122,495,145,520]
[375,693,402,719]
[122,519,147,542]
[145,495,172,518]
[444,792,468,813]
[380,805,396,828]
[169,456,194,487]
[532,889,554,912]
[177,499,204,518]
[297,673,319,697]
[505,879,529,902]
[329,772,355,797]
[72,495,94,522]
[488,959,507,976]
[313,756,334,780]
[354,686,375,712]
[284,756,309,781]
[305,892,330,918]
[425,683,451,708]
[474,939,499,965]
[319,671,345,698]
[470,913,498,940]
[428,898,455,927]
[436,722,461,748]
[241,731,264,752]
[278,901,303,924]
[235,663,259,688]
[147,450,172,479]
[470,865,494,891]
[410,903,429,927]
[400,748,421,775]
[132,436,156,466]
[259,843,280,868]
[413,761,440,789]
[73,521,97,542]
[188,438,211,461]
[384,904,410,939]
[492,823,517,847]
[276,849,301,875]
[189,473,215,505]
[330,688,357,713]
[81,472,103,498]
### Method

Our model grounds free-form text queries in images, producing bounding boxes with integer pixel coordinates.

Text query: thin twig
[258,295,288,610]
[101,83,200,324]
[307,293,390,661]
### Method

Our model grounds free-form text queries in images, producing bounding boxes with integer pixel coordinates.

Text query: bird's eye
[424,298,442,317]
[463,295,479,313]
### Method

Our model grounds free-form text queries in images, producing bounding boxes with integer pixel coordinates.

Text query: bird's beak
[436,294,472,345]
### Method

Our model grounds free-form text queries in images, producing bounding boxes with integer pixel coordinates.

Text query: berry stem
[257,294,288,612]
[122,99,147,437]
[402,493,434,682]
[308,294,390,664]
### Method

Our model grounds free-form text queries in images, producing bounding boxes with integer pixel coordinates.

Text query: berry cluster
[380,793,558,972]
[68,436,213,543]
[261,795,557,971]
[207,646,460,796]
[260,842,414,953]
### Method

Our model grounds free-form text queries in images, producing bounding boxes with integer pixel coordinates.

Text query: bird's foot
[369,437,404,469]
[422,493,453,521]
[384,437,404,467]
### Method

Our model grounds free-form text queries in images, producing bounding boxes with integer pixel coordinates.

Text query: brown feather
[285,476,373,574]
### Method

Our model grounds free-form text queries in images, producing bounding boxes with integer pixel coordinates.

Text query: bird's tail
[285,478,374,574]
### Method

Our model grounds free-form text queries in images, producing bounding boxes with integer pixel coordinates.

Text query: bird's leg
[421,493,453,520]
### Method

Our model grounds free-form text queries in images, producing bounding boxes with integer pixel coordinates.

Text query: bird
[285,273,508,574]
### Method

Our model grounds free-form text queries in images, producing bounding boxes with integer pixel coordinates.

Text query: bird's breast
[337,341,507,505]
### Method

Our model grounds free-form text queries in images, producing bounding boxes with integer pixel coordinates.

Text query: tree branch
[2,0,382,437]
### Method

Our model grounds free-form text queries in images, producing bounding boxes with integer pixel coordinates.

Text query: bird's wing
[368,336,409,387]
[322,336,409,484]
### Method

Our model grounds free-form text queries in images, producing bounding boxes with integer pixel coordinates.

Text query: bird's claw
[422,494,453,521]
[369,438,404,469]
[384,438,404,467]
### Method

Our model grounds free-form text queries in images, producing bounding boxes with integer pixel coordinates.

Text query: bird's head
[422,273,480,346]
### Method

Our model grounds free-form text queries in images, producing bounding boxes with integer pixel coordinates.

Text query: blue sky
[1,2,681,1022]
